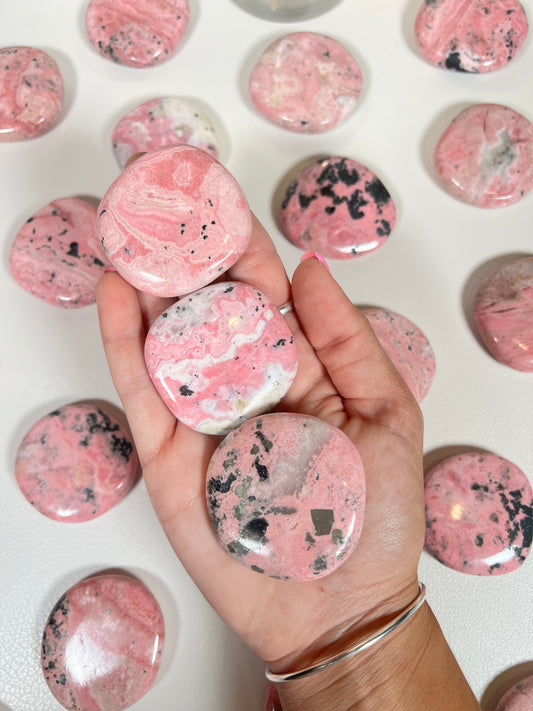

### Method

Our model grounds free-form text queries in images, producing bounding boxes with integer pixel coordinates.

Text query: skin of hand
[96,213,426,675]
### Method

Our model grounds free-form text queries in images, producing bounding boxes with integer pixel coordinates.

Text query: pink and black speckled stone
[207,413,366,581]
[495,675,533,711]
[424,453,533,576]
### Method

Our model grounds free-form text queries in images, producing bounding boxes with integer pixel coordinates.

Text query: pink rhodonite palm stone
[97,145,252,297]
[434,103,533,208]
[207,413,366,581]
[145,282,298,435]
[495,675,533,711]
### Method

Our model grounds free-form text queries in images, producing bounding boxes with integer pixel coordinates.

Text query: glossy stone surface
[207,413,366,581]
[264,683,282,711]
[112,97,220,170]
[85,0,190,68]
[434,103,533,208]
[280,157,395,258]
[98,145,252,297]
[15,404,138,522]
[495,675,533,711]
[9,198,109,308]
[363,308,435,402]
[249,32,362,134]
[145,282,298,435]
[424,453,533,575]
[42,573,164,710]
[473,257,533,372]
[415,0,528,73]
[0,46,63,141]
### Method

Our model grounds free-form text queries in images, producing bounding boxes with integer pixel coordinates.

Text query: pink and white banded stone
[112,97,220,170]
[97,145,252,297]
[473,256,533,372]
[145,281,298,435]
[424,453,533,576]
[0,46,63,141]
[415,0,528,73]
[42,573,164,710]
[9,197,109,308]
[85,0,190,68]
[207,413,366,581]
[495,675,533,711]
[248,32,362,134]
[434,103,533,208]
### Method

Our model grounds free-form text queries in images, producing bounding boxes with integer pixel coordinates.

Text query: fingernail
[300,249,331,273]
[103,266,117,274]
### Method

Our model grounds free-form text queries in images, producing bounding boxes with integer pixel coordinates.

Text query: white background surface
[1,1,532,709]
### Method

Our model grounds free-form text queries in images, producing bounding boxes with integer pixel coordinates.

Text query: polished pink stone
[473,257,533,372]
[280,156,395,258]
[112,97,220,170]
[248,32,362,134]
[415,0,528,73]
[495,675,533,711]
[434,103,533,208]
[15,404,138,522]
[85,0,190,68]
[145,282,298,435]
[264,683,282,711]
[424,453,533,575]
[9,198,109,308]
[207,413,366,581]
[0,46,63,141]
[363,308,435,402]
[97,145,252,297]
[42,573,164,710]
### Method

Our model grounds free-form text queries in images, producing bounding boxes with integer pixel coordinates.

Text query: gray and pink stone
[473,256,533,372]
[415,0,528,73]
[280,157,395,258]
[495,675,533,711]
[97,144,252,297]
[15,403,138,522]
[42,573,164,710]
[434,103,533,208]
[145,282,298,435]
[206,413,366,581]
[9,197,109,307]
[424,453,533,575]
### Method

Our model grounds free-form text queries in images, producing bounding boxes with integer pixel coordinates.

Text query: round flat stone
[9,197,109,308]
[97,144,252,297]
[415,0,528,73]
[112,97,220,170]
[145,281,298,435]
[362,308,435,402]
[434,103,533,208]
[264,684,282,711]
[248,32,362,134]
[0,46,63,141]
[85,0,190,68]
[280,157,395,258]
[496,675,533,711]
[15,403,138,522]
[236,0,341,22]
[424,453,533,576]
[206,413,366,581]
[42,573,164,710]
[473,256,533,372]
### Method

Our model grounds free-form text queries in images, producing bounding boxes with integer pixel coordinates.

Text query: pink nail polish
[300,250,331,272]
[103,266,117,274]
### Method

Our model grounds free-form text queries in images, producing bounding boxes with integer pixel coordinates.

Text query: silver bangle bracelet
[265,583,427,683]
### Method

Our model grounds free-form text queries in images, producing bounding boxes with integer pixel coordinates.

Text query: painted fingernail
[300,250,331,272]
[103,266,117,274]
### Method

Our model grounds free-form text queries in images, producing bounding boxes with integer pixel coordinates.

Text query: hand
[96,213,425,674]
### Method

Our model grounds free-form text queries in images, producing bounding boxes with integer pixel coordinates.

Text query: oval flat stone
[97,145,252,297]
[206,413,366,581]
[15,403,138,522]
[434,103,533,208]
[280,157,395,258]
[237,0,341,22]
[112,97,220,170]
[415,0,528,73]
[248,32,362,134]
[85,0,190,68]
[9,197,109,308]
[362,308,435,402]
[473,256,533,372]
[42,573,164,710]
[0,46,63,141]
[424,453,533,576]
[145,282,298,435]
[496,675,533,711]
